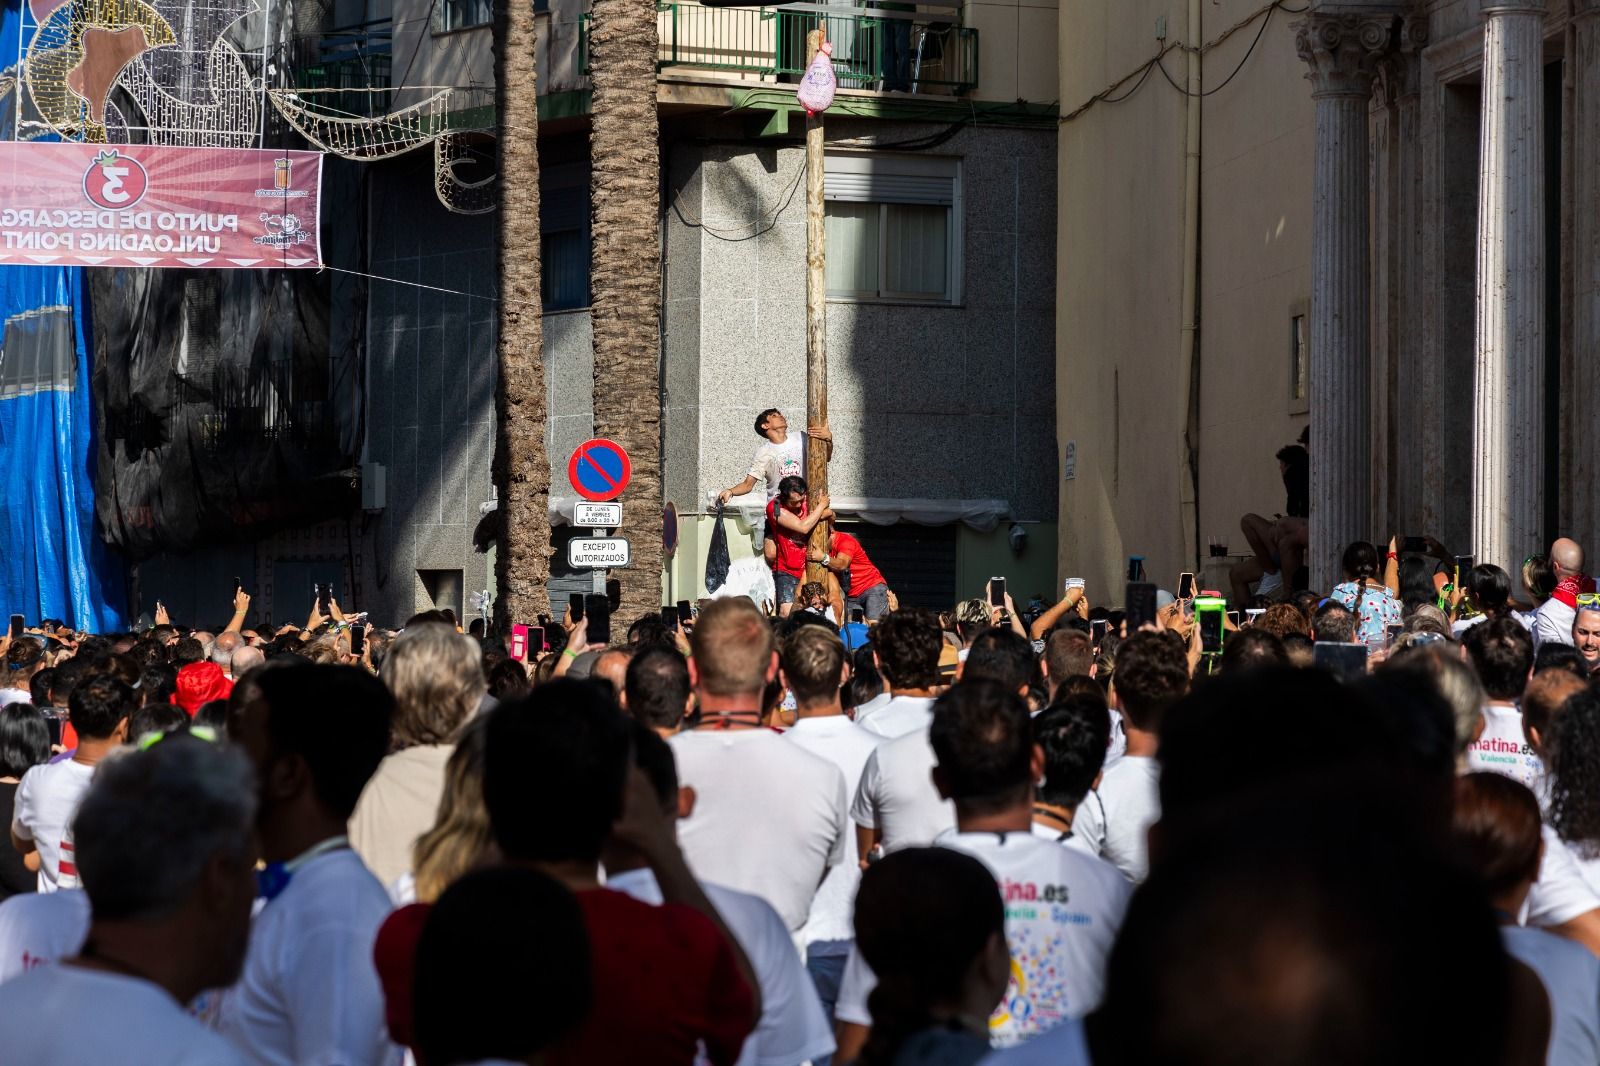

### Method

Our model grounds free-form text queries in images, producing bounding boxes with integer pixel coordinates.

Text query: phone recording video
[569,593,585,623]
[8,614,21,639]
[1402,536,1427,554]
[585,594,611,647]
[988,577,1007,608]
[348,624,366,657]
[1177,572,1195,601]
[661,606,679,632]
[676,600,693,626]
[1125,582,1158,630]
[1313,642,1369,682]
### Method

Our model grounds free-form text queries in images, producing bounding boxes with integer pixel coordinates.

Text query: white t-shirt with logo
[669,729,848,931]
[785,715,886,952]
[0,887,90,985]
[856,695,935,741]
[1466,704,1544,788]
[0,965,250,1065]
[214,848,400,1066]
[851,726,955,854]
[978,1018,1093,1065]
[606,868,835,1066]
[1502,925,1600,1066]
[837,830,1130,1048]
[1072,755,1160,883]
[11,758,94,892]
[1526,826,1600,929]
[750,436,805,499]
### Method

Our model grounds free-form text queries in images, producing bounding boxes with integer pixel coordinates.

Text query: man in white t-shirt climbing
[0,735,256,1066]
[1074,630,1190,882]
[834,679,1131,1061]
[1463,618,1541,787]
[669,597,848,932]
[780,623,885,1056]
[11,675,135,892]
[607,721,835,1066]
[717,408,833,564]
[217,663,401,1066]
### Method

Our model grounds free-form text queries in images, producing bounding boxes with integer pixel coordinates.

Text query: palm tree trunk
[589,0,663,626]
[491,0,551,628]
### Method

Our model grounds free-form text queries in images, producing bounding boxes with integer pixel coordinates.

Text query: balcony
[581,4,977,96]
[291,18,394,117]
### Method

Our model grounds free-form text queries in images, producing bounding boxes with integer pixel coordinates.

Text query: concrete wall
[664,117,1058,520]
[1057,0,1313,604]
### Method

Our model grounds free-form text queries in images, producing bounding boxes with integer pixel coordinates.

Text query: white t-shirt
[856,695,935,741]
[0,688,32,707]
[750,435,805,499]
[1502,925,1600,1066]
[850,691,892,724]
[837,830,1130,1048]
[850,726,955,854]
[1028,820,1098,859]
[1104,707,1127,770]
[1526,826,1600,928]
[11,758,94,891]
[977,1018,1092,1065]
[215,848,401,1066]
[669,729,848,931]
[0,887,90,984]
[1535,598,1578,649]
[1072,755,1160,882]
[606,868,835,1066]
[1466,704,1544,788]
[0,964,250,1065]
[785,715,887,952]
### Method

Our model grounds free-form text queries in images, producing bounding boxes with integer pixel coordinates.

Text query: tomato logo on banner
[82,150,149,210]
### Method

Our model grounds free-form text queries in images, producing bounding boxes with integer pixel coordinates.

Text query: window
[824,152,960,303]
[437,0,490,33]
[540,163,590,311]
[1289,311,1309,414]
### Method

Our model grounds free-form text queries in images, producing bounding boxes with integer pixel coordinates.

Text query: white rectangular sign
[568,537,632,569]
[574,502,622,527]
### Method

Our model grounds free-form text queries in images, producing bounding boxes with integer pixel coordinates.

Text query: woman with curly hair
[1545,688,1600,896]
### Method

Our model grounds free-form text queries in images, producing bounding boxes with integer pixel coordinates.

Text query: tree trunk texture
[491,0,551,628]
[589,0,664,624]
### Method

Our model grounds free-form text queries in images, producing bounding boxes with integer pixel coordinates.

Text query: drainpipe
[1177,0,1203,572]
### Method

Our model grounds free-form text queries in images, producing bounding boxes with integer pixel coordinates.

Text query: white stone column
[1297,15,1390,590]
[1473,1,1546,566]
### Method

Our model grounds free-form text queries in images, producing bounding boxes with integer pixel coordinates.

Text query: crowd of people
[5,518,1600,1065]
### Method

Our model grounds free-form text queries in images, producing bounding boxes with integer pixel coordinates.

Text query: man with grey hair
[228,645,264,681]
[214,630,242,671]
[0,737,256,1063]
[1534,537,1596,649]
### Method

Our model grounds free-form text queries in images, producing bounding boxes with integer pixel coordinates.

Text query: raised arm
[1030,587,1085,641]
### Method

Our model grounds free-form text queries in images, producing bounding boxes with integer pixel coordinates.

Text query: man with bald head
[1533,538,1597,648]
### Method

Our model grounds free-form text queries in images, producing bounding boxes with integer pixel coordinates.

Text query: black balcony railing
[293,18,394,117]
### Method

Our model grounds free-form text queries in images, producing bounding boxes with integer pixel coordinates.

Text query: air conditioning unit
[361,462,386,512]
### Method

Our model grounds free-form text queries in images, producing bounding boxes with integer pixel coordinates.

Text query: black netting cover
[89,266,362,558]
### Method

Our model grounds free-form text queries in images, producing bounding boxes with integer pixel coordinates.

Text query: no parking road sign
[568,439,632,502]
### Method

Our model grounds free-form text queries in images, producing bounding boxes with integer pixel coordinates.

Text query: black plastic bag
[705,505,730,593]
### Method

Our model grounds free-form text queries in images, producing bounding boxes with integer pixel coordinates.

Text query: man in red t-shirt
[483,680,759,1065]
[809,527,892,622]
[766,475,834,617]
[372,680,761,1065]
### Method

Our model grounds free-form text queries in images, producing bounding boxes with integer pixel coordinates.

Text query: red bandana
[1552,574,1597,608]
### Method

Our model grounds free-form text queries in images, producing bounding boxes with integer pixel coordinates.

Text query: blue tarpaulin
[0,266,127,631]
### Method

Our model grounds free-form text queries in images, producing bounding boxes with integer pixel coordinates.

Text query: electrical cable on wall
[1061,0,1310,126]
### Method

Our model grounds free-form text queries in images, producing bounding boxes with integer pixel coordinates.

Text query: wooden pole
[804,24,830,587]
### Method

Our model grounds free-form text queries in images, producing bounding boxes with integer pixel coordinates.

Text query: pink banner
[0,143,323,270]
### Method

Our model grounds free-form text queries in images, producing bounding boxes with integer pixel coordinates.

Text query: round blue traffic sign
[568,439,632,502]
